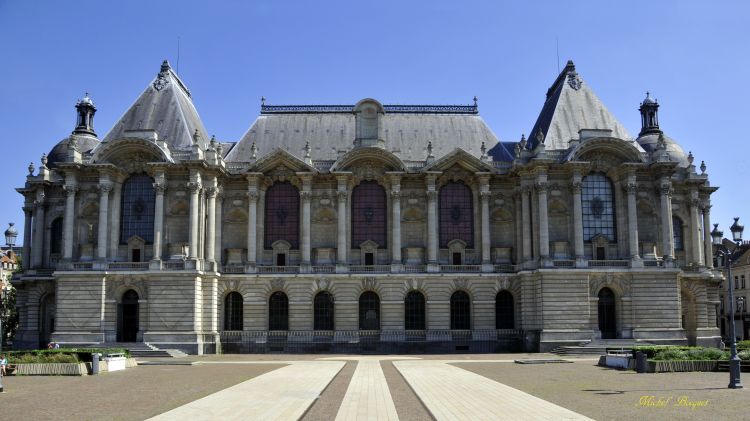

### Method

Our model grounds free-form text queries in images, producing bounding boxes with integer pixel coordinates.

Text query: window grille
[358,291,380,330]
[314,291,335,330]
[268,291,289,331]
[120,174,155,244]
[582,173,616,242]
[224,292,243,331]
[404,291,426,330]
[495,290,514,329]
[450,291,471,330]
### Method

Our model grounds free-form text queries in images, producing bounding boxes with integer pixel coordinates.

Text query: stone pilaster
[659,178,675,267]
[389,173,403,272]
[336,173,350,272]
[205,179,217,270]
[108,181,122,261]
[521,184,532,266]
[299,173,313,271]
[426,173,439,272]
[97,180,112,261]
[22,206,33,268]
[689,192,703,266]
[150,175,166,269]
[571,174,586,267]
[479,174,492,272]
[702,202,713,268]
[62,181,78,262]
[32,192,46,269]
[625,174,642,267]
[187,172,202,261]
[536,172,551,267]
[246,173,260,272]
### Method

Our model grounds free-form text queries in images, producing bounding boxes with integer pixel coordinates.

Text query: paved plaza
[0,353,747,420]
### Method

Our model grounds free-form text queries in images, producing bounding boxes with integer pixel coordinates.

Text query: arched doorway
[450,291,471,330]
[39,294,56,349]
[598,288,616,339]
[118,290,139,342]
[359,291,380,331]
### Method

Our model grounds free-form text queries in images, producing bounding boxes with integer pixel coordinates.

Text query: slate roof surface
[527,60,633,150]
[226,106,499,163]
[102,61,210,150]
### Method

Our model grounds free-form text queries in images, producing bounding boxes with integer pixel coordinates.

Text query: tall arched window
[224,292,243,331]
[50,217,63,255]
[673,217,684,251]
[450,291,471,330]
[264,182,300,249]
[268,291,289,331]
[582,173,616,241]
[120,174,155,244]
[351,181,387,247]
[314,291,335,331]
[439,182,474,247]
[495,290,514,329]
[404,291,426,330]
[359,291,380,330]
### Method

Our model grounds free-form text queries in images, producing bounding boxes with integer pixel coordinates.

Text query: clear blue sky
[1,0,748,244]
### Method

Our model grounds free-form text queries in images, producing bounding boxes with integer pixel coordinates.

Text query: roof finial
[210,135,217,150]
[28,161,35,176]
[687,151,694,165]
[519,134,527,150]
[40,153,48,169]
[536,129,545,145]
[480,141,487,160]
[250,141,258,160]
[700,160,706,174]
[305,140,311,157]
[261,96,266,106]
[192,129,200,145]
[473,96,478,107]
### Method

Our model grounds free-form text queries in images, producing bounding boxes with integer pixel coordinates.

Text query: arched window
[582,173,616,242]
[351,181,387,247]
[314,291,335,331]
[224,292,243,331]
[439,182,474,248]
[359,291,380,330]
[50,217,63,255]
[495,290,514,329]
[264,182,300,249]
[450,291,471,330]
[268,291,289,331]
[120,174,155,244]
[404,291,426,330]
[673,217,684,251]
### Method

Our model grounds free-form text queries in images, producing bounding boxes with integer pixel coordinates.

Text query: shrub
[6,348,130,364]
[8,353,79,364]
[737,340,750,351]
[738,350,750,360]
[632,346,696,359]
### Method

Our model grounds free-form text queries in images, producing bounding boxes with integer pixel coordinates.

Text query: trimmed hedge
[738,340,750,351]
[6,348,130,364]
[633,345,749,362]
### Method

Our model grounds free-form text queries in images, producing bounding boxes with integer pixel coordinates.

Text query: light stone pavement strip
[334,359,400,421]
[148,361,345,421]
[394,360,594,421]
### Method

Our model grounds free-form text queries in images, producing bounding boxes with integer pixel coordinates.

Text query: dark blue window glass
[120,174,155,244]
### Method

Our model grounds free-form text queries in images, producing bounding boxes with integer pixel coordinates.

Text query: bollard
[0,370,3,393]
[635,351,647,373]
[92,353,100,375]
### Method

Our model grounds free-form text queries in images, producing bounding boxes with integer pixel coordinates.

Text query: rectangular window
[582,174,616,242]
[276,253,286,266]
[596,247,606,260]
[743,275,746,289]
[452,252,462,265]
[131,249,141,263]
[736,276,740,290]
[365,253,374,266]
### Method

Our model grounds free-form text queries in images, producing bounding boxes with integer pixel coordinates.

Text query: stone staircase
[550,339,651,356]
[93,342,188,359]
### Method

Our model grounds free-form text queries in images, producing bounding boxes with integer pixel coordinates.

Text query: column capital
[247,191,260,202]
[187,181,202,193]
[535,181,549,193]
[480,191,492,201]
[390,190,401,201]
[153,182,167,194]
[205,186,217,198]
[570,181,582,193]
[659,183,673,197]
[98,182,113,194]
[426,190,438,201]
[624,182,638,194]
[300,190,312,201]
[63,184,79,196]
[336,190,348,201]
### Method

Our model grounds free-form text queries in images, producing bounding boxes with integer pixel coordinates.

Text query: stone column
[151,177,166,266]
[97,181,112,261]
[536,174,551,267]
[300,174,313,271]
[702,203,713,268]
[625,174,642,267]
[571,174,586,267]
[246,174,260,272]
[521,185,532,266]
[187,174,202,260]
[32,193,46,269]
[389,173,403,271]
[336,174,349,272]
[62,181,78,261]
[205,183,217,270]
[22,206,33,268]
[214,188,223,264]
[658,178,675,267]
[108,181,122,261]
[689,193,703,266]
[426,174,439,272]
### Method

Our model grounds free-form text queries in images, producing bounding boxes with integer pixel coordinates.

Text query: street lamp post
[711,217,745,389]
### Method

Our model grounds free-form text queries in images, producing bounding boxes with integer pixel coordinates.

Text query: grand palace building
[13,60,721,353]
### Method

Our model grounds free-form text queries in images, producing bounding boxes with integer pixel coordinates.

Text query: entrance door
[598,288,616,339]
[118,290,139,342]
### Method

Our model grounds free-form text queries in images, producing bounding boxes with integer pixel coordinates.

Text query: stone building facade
[14,60,722,353]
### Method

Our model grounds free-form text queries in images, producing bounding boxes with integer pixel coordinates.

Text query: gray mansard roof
[528,60,632,150]
[226,104,499,163]
[102,61,210,150]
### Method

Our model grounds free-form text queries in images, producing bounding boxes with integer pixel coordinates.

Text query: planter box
[647,360,720,373]
[14,363,89,376]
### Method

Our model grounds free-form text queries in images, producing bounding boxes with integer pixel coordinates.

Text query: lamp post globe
[4,223,17,250]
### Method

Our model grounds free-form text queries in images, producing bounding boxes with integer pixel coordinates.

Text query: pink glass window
[351,181,387,248]
[264,182,299,249]
[439,182,474,248]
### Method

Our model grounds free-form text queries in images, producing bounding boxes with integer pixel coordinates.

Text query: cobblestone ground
[455,360,749,421]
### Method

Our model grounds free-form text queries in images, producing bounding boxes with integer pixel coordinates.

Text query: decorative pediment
[91,137,172,170]
[330,146,406,173]
[252,148,317,174]
[568,137,644,169]
[422,147,493,173]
